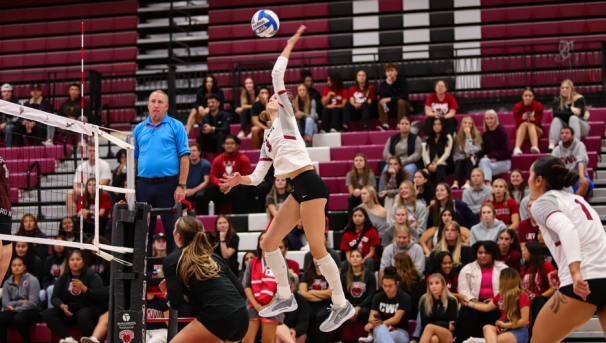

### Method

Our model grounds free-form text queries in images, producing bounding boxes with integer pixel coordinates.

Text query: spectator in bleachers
[5,242,43,285]
[200,135,252,215]
[392,254,424,319]
[239,251,256,282]
[417,273,458,343]
[294,84,318,146]
[508,169,529,205]
[211,215,239,276]
[66,142,112,217]
[275,271,308,343]
[391,181,427,235]
[266,177,291,218]
[382,117,423,188]
[243,232,281,343]
[108,149,127,204]
[54,83,91,145]
[0,256,42,343]
[301,70,322,115]
[59,217,88,243]
[42,236,67,309]
[346,153,376,213]
[381,225,425,277]
[21,83,51,146]
[517,199,538,250]
[149,233,167,278]
[196,94,231,154]
[518,194,531,221]
[15,214,49,263]
[426,252,460,298]
[424,80,458,136]
[452,116,482,190]
[356,186,389,240]
[83,237,111,287]
[341,207,380,272]
[427,183,478,230]
[536,230,557,270]
[77,178,112,237]
[360,271,411,343]
[497,229,521,271]
[378,63,410,131]
[469,203,507,245]
[184,142,211,214]
[279,238,300,277]
[0,83,20,148]
[383,206,417,246]
[42,250,106,343]
[551,126,593,197]
[250,86,270,150]
[519,241,556,323]
[478,110,512,186]
[423,117,453,184]
[320,72,348,133]
[299,255,332,343]
[253,164,275,213]
[513,87,544,155]
[482,178,519,230]
[547,79,590,152]
[341,249,376,329]
[413,169,435,207]
[454,241,506,343]
[462,168,492,216]
[421,209,470,256]
[344,69,376,131]
[380,157,410,221]
[303,232,341,273]
[236,77,258,138]
[187,75,224,135]
[429,222,471,274]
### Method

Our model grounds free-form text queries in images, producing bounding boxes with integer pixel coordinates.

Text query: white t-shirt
[73,159,112,184]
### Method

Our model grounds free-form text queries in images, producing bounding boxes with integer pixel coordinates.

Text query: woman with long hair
[78,178,112,236]
[16,213,48,262]
[381,225,425,278]
[497,229,521,271]
[239,251,256,282]
[236,77,258,138]
[300,255,333,343]
[508,169,529,204]
[484,178,520,230]
[520,241,556,324]
[344,69,376,131]
[464,268,531,343]
[187,74,224,135]
[220,27,355,331]
[159,216,248,343]
[379,156,410,221]
[82,236,112,286]
[423,117,453,184]
[266,177,293,218]
[452,116,482,190]
[357,186,388,239]
[421,209,470,255]
[59,216,88,243]
[478,110,512,186]
[212,215,240,276]
[513,87,544,155]
[547,80,590,152]
[383,206,417,246]
[320,72,348,133]
[413,169,436,207]
[424,80,458,136]
[341,207,381,272]
[382,117,423,187]
[294,83,318,144]
[391,181,428,234]
[426,252,463,301]
[340,249,376,329]
[427,183,478,230]
[392,253,425,319]
[470,203,507,245]
[462,168,492,216]
[149,233,167,278]
[418,273,458,343]
[430,222,472,273]
[346,153,376,213]
[7,241,43,284]
[110,148,127,204]
[42,236,68,308]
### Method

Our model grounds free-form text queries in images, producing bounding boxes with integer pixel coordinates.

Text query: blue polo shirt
[134,114,191,178]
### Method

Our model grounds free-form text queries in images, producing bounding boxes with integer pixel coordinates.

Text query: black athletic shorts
[0,213,11,246]
[559,278,606,309]
[290,169,330,203]
[199,307,249,341]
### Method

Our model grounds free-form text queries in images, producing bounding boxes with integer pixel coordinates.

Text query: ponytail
[176,217,220,287]
[532,156,580,191]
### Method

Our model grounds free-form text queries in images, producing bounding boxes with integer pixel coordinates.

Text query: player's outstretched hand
[219,172,242,194]
[288,25,306,45]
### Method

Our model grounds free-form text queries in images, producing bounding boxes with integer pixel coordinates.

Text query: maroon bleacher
[0,62,137,82]
[0,1,137,23]
[0,47,137,69]
[0,16,138,39]
[0,32,137,54]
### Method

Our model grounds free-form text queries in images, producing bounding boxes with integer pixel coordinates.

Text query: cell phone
[525,111,533,115]
[374,314,381,320]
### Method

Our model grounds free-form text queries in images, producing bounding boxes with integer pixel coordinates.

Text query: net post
[126,134,135,211]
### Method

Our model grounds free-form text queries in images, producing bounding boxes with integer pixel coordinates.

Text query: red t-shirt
[348,85,377,104]
[78,192,112,222]
[340,228,381,260]
[492,291,530,321]
[483,199,519,225]
[287,259,301,276]
[513,100,544,129]
[322,87,349,106]
[425,93,459,116]
[497,249,521,270]
[520,262,556,296]
[427,274,458,293]
[209,152,252,186]
[517,218,538,244]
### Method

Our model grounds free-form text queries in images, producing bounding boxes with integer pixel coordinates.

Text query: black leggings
[343,102,371,128]
[308,300,331,342]
[240,108,251,132]
[454,305,501,343]
[0,310,41,343]
[42,307,100,339]
[454,158,475,184]
[321,107,343,132]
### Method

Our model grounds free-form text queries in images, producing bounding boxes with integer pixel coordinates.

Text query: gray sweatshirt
[380,239,425,275]
[452,135,482,161]
[383,134,423,166]
[391,202,427,234]
[462,185,493,215]
[470,219,507,245]
[519,194,531,220]
[551,139,589,176]
[2,273,41,312]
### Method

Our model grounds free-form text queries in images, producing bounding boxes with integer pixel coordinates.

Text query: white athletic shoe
[461,183,471,190]
[463,338,487,343]
[330,128,337,133]
[530,146,541,154]
[60,337,78,343]
[237,131,245,138]
[259,294,298,317]
[358,336,374,343]
[42,139,54,146]
[81,337,100,343]
[320,301,355,332]
[513,147,523,155]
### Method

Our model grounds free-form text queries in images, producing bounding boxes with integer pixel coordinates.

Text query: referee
[134,90,190,254]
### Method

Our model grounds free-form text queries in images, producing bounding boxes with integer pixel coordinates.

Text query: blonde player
[220,26,355,332]
[529,156,606,342]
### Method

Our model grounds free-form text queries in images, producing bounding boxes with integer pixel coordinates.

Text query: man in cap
[21,83,52,146]
[0,84,20,147]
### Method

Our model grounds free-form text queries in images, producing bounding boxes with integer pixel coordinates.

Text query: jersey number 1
[575,199,593,220]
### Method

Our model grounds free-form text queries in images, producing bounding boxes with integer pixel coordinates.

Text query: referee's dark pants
[136,177,179,255]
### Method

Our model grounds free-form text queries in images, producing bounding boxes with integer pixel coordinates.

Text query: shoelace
[325,304,341,318]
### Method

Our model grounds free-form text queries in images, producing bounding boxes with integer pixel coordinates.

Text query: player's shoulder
[532,191,563,226]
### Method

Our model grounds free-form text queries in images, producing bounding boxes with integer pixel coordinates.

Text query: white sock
[317,254,347,307]
[264,248,292,299]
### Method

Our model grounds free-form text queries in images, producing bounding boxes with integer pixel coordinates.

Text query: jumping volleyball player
[220,25,355,331]
[0,157,11,283]
[528,156,606,342]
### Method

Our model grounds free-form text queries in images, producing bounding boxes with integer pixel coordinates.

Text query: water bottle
[208,201,215,215]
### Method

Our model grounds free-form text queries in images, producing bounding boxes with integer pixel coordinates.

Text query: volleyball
[251,9,280,38]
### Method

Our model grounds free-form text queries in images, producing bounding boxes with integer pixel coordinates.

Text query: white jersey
[247,56,313,185]
[532,190,606,287]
